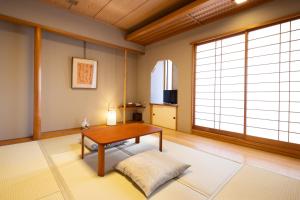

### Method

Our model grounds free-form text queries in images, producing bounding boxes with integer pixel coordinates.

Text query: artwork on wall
[72,57,98,89]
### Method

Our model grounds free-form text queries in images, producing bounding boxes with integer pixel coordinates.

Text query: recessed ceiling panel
[115,0,194,31]
[94,0,147,25]
[70,0,111,17]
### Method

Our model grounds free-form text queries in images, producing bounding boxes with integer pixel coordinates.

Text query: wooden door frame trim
[33,27,42,140]
[123,49,128,124]
[191,45,196,131]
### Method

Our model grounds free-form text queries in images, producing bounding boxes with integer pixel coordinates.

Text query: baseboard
[0,137,32,146]
[192,129,300,159]
[0,121,146,145]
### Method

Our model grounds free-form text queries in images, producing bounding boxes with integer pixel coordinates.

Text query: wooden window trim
[191,13,300,158]
[192,128,300,159]
[191,12,300,46]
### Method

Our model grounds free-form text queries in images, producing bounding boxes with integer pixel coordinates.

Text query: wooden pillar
[33,27,42,140]
[123,49,128,124]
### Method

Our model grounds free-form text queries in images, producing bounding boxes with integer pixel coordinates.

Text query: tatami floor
[162,129,300,180]
[0,127,300,200]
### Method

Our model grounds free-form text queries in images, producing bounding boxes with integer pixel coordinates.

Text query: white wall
[0,21,33,140]
[137,0,300,133]
[150,61,164,104]
[0,0,142,139]
[41,32,137,132]
[0,21,138,139]
[0,0,144,52]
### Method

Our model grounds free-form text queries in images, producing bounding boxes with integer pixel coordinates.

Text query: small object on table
[81,117,89,129]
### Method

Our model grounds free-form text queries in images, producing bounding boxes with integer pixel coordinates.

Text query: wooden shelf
[150,103,178,107]
[119,104,146,109]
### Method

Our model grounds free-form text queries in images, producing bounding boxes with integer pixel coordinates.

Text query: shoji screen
[247,19,300,144]
[195,34,245,133]
[289,19,300,144]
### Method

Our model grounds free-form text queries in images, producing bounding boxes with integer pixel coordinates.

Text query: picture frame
[71,57,98,89]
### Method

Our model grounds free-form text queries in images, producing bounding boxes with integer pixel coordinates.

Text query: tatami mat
[39,134,82,156]
[118,136,242,197]
[51,151,207,200]
[213,165,300,200]
[42,134,208,200]
[40,192,64,200]
[0,142,61,200]
[2,133,300,200]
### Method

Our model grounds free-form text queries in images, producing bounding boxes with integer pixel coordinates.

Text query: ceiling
[42,0,195,32]
[42,0,270,45]
[126,0,269,45]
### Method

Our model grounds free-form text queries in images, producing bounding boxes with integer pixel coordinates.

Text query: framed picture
[72,57,98,89]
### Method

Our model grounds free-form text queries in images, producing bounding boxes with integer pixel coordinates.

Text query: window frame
[191,13,300,156]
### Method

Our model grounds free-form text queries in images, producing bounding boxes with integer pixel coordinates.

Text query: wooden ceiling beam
[136,20,196,45]
[126,0,209,40]
[132,15,193,42]
[141,23,199,45]
[126,0,272,45]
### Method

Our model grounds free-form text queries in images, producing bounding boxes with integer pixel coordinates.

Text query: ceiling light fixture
[234,0,247,4]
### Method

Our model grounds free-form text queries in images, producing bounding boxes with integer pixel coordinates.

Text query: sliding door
[247,20,300,143]
[193,17,300,145]
[194,34,245,134]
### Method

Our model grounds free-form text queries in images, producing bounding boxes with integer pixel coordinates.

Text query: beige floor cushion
[116,150,190,197]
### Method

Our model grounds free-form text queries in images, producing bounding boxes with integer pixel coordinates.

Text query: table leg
[98,144,105,177]
[135,136,140,144]
[81,134,84,159]
[159,131,163,152]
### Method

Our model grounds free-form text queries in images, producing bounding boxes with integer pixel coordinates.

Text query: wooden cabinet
[151,104,177,130]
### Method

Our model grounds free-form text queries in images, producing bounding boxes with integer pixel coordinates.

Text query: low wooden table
[81,123,163,177]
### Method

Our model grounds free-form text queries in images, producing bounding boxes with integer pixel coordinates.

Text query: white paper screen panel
[194,18,300,145]
[195,34,245,133]
[247,19,300,144]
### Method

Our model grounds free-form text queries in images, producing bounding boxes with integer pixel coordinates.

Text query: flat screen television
[163,90,177,104]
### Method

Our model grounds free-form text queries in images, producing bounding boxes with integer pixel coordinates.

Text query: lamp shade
[107,110,116,125]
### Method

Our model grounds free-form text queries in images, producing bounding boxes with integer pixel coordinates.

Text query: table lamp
[107,109,116,125]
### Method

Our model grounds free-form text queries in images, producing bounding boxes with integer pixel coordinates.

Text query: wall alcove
[150,59,178,130]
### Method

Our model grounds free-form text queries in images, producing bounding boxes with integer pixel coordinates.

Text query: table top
[82,123,162,144]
